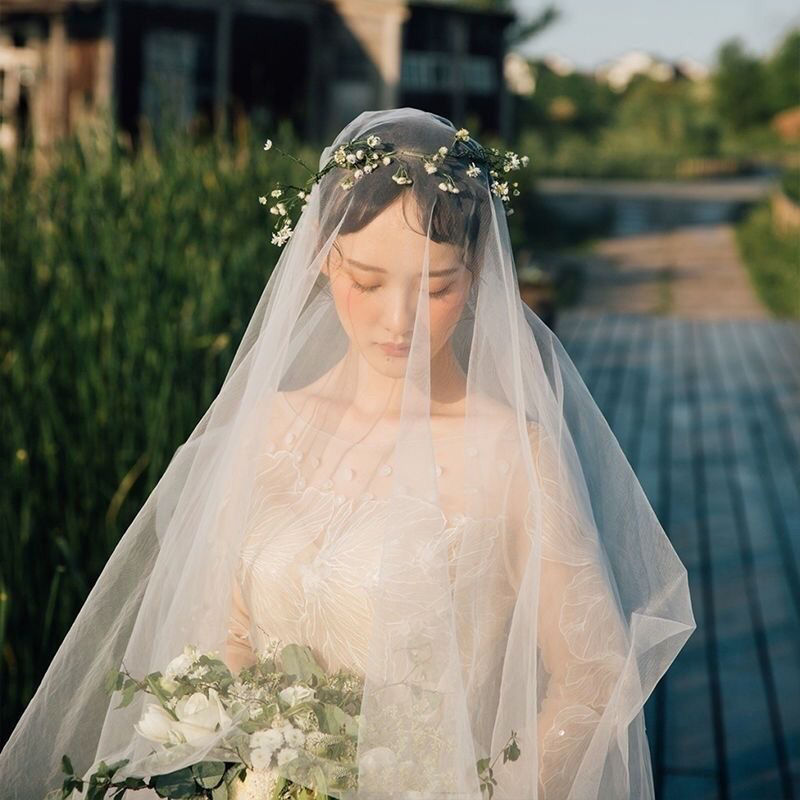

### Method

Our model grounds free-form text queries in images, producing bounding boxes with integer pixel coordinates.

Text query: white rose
[136,688,232,747]
[134,703,175,744]
[279,685,316,707]
[164,647,196,680]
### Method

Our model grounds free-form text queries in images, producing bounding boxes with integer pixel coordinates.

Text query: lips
[379,342,411,356]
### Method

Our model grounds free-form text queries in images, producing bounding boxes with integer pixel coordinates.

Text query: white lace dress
[223,392,631,799]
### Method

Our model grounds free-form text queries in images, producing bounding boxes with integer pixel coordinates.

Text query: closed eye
[350,280,453,299]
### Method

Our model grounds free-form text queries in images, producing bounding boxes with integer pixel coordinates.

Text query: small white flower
[382,155,392,165]
[355,149,364,160]
[271,224,293,246]
[455,128,470,141]
[270,188,282,198]
[346,153,357,164]
[366,134,380,147]
[276,202,286,216]
[250,746,274,770]
[258,195,267,205]
[438,146,448,155]
[276,746,299,766]
[424,161,437,174]
[466,162,481,177]
[297,190,306,199]
[252,728,284,750]
[263,139,272,150]
[340,177,354,190]
[521,155,530,166]
[438,181,448,191]
[450,185,460,193]
[353,168,364,180]
[363,164,373,174]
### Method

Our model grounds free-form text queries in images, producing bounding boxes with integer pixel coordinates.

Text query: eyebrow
[346,257,461,278]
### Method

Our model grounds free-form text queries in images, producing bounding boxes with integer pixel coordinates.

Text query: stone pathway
[575,223,770,319]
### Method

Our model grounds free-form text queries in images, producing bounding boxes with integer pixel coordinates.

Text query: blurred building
[0,0,515,154]
[594,49,710,92]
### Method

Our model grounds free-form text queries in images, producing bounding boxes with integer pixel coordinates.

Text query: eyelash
[351,280,452,299]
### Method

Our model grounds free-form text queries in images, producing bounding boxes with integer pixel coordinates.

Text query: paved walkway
[575,223,770,319]
[552,310,800,799]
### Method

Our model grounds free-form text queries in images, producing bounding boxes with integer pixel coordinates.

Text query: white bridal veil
[0,107,694,799]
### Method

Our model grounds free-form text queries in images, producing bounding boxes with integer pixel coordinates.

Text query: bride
[0,107,695,799]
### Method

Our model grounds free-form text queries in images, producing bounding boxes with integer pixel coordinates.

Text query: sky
[511,0,800,71]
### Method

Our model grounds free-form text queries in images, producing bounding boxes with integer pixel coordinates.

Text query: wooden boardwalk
[555,310,800,800]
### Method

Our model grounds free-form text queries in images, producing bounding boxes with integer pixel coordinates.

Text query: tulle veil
[0,107,695,799]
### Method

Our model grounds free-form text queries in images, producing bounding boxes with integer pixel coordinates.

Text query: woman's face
[322,194,473,378]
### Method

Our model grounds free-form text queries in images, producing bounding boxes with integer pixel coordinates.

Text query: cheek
[334,283,375,327]
[430,293,466,339]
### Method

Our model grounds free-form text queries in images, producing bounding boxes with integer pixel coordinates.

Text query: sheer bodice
[223,392,638,798]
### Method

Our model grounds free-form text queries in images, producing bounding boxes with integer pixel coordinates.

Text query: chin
[369,355,408,377]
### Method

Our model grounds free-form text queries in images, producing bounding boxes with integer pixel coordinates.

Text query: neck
[336,343,466,418]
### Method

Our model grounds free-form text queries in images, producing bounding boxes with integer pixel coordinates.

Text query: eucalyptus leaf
[191,760,226,789]
[316,703,357,737]
[280,643,325,683]
[152,766,199,798]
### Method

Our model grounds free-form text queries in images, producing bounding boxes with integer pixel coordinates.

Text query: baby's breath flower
[392,167,412,185]
[262,128,529,246]
[263,139,272,150]
[271,223,293,246]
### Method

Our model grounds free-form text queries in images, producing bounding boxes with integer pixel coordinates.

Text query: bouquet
[56,639,520,799]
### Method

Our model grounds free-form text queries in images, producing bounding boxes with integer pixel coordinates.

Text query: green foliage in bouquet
[56,641,520,800]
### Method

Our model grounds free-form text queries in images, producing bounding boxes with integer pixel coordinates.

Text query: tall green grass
[0,119,314,742]
[734,199,800,318]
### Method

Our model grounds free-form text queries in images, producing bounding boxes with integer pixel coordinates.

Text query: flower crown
[259,127,530,247]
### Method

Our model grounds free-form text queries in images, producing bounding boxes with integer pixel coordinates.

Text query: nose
[383,286,418,340]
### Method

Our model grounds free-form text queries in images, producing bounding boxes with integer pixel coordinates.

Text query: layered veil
[0,107,695,799]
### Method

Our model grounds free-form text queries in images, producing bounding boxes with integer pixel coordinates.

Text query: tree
[712,38,771,131]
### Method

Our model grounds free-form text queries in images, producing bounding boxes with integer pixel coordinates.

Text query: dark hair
[316,117,492,283]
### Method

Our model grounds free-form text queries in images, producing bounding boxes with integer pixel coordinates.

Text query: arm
[224,568,258,676]
[504,423,629,798]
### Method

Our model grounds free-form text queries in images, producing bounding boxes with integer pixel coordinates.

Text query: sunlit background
[1,1,798,797]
